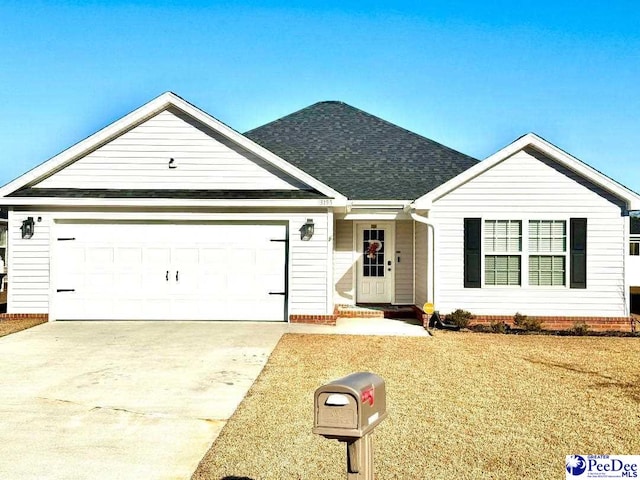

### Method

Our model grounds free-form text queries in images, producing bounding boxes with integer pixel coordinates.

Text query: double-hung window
[465,217,586,289]
[484,220,521,286]
[528,220,566,286]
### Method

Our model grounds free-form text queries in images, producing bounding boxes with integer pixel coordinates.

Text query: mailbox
[313,372,387,440]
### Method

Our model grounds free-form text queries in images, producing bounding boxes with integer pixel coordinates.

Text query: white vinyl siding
[7,210,331,318]
[394,220,414,304]
[414,222,428,308]
[7,211,52,314]
[430,147,628,317]
[333,220,354,305]
[34,108,308,191]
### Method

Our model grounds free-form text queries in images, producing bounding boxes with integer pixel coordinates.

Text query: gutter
[406,206,436,309]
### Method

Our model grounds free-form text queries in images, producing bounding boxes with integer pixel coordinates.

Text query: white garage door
[53,222,287,321]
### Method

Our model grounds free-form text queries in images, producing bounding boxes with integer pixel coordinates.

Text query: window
[529,255,565,286]
[485,255,521,286]
[631,241,640,256]
[484,220,522,252]
[465,217,587,289]
[529,220,566,286]
[484,220,521,285]
[362,228,386,277]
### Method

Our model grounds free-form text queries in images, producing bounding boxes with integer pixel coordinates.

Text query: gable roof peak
[414,131,640,209]
[0,93,347,202]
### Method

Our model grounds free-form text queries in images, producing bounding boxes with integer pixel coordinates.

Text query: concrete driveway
[0,321,290,480]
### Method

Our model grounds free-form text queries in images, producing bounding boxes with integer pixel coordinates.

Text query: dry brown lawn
[192,332,640,480]
[0,317,47,337]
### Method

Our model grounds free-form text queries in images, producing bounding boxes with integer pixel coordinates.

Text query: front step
[335,304,417,319]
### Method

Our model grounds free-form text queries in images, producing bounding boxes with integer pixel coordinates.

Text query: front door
[356,223,394,303]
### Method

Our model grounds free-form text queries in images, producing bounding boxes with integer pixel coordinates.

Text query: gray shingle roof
[245,101,478,200]
[9,188,328,200]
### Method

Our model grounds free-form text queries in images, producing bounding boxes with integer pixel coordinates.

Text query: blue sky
[1,1,639,193]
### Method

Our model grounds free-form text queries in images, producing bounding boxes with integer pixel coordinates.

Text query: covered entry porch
[332,207,433,313]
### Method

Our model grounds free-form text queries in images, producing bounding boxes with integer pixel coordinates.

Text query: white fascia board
[526,134,640,210]
[414,133,640,210]
[350,200,412,208]
[0,92,347,205]
[343,211,411,220]
[0,197,333,208]
[339,200,412,220]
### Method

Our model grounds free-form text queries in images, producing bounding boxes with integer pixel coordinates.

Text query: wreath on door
[366,240,382,259]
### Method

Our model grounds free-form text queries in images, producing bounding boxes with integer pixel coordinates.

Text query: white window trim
[482,219,522,288]
[481,217,571,289]
[528,219,568,288]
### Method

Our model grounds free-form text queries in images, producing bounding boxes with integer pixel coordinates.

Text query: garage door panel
[174,247,199,264]
[116,272,144,291]
[201,272,226,290]
[201,248,224,265]
[82,273,114,292]
[86,247,114,266]
[53,223,287,321]
[117,247,143,267]
[145,248,171,264]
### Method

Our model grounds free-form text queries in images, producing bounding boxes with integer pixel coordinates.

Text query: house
[0,92,638,331]
[631,215,640,316]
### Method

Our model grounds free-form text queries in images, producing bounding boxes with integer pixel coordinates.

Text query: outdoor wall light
[21,216,35,239]
[300,218,314,241]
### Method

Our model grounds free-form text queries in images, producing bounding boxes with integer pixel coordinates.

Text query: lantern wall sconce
[21,216,35,239]
[300,219,314,241]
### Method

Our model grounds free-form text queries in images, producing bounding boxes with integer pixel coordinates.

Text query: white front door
[53,222,287,321]
[356,223,394,303]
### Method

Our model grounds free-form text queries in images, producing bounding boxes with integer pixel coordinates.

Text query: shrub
[490,321,508,334]
[447,309,473,329]
[571,321,590,336]
[513,312,542,332]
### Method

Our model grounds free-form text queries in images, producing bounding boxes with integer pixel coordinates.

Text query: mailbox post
[313,372,387,480]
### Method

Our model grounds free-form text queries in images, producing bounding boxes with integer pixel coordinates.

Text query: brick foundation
[0,313,49,321]
[415,308,634,333]
[289,312,338,325]
[336,310,384,318]
[414,306,432,328]
[469,315,634,333]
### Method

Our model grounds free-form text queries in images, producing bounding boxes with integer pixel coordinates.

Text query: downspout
[407,207,436,309]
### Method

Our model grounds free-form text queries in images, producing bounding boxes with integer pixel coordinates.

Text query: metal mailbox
[313,372,387,440]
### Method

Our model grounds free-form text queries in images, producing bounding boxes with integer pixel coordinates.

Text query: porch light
[21,216,35,239]
[300,219,314,241]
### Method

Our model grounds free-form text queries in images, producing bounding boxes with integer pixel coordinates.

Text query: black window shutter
[464,218,482,288]
[570,218,587,289]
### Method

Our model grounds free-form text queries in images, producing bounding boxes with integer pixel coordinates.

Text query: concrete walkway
[291,316,429,336]
[0,319,426,480]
